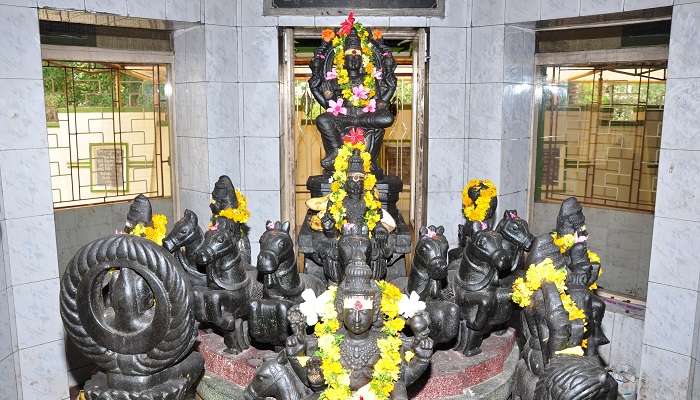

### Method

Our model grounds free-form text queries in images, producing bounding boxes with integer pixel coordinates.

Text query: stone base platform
[196,329,517,400]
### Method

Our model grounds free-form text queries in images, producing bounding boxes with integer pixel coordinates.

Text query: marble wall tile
[5,215,58,286]
[174,82,207,137]
[165,0,201,22]
[467,138,502,186]
[38,0,85,8]
[580,0,624,15]
[0,6,41,80]
[428,84,467,139]
[389,16,428,27]
[12,279,63,350]
[245,190,280,248]
[207,82,238,138]
[504,28,536,85]
[206,25,238,83]
[173,27,206,83]
[0,353,18,400]
[505,0,541,23]
[243,137,280,191]
[693,359,700,400]
[85,0,127,15]
[643,281,697,356]
[624,0,672,10]
[661,78,700,150]
[429,0,470,27]
[0,289,12,360]
[0,148,53,220]
[126,0,165,19]
[648,217,700,291]
[497,190,528,218]
[278,15,315,27]
[639,344,692,399]
[499,138,529,195]
[426,191,463,245]
[471,0,505,26]
[176,136,209,193]
[241,27,279,83]
[427,138,465,193]
[429,28,467,84]
[18,339,69,400]
[609,313,644,372]
[599,310,615,365]
[540,0,580,20]
[243,82,280,137]
[313,16,345,27]
[665,3,700,79]
[204,0,236,26]
[349,17,389,27]
[177,189,211,231]
[208,137,240,186]
[1,0,37,6]
[0,79,47,151]
[469,83,503,139]
[240,0,277,27]
[502,83,533,140]
[654,149,700,221]
[470,25,504,84]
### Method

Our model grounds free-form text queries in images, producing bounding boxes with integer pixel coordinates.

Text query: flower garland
[461,179,497,222]
[511,258,587,326]
[300,282,423,400]
[321,13,381,111]
[214,189,250,224]
[587,250,603,290]
[327,130,382,232]
[130,214,168,246]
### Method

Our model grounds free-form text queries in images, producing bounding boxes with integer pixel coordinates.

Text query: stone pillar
[639,2,700,398]
[0,4,69,399]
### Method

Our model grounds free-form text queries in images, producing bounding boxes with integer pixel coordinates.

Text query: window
[534,65,665,212]
[43,61,172,208]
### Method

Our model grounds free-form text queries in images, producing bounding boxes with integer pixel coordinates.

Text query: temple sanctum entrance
[281,28,427,245]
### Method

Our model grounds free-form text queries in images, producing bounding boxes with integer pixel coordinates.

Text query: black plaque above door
[264,0,444,17]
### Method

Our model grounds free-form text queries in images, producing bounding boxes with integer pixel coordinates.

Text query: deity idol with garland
[309,12,397,177]
[244,261,433,400]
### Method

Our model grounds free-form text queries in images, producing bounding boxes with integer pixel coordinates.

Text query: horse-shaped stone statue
[494,209,534,275]
[162,209,207,287]
[242,352,314,400]
[192,217,262,353]
[452,229,514,356]
[406,225,449,300]
[257,221,325,303]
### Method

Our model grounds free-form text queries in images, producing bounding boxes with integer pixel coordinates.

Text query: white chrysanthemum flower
[299,288,320,326]
[398,291,426,319]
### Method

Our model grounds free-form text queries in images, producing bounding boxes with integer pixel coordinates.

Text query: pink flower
[426,228,437,239]
[362,99,376,113]
[351,85,369,101]
[373,68,383,80]
[327,98,347,116]
[325,68,337,80]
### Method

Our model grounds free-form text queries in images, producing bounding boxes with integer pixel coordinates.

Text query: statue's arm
[309,44,333,109]
[402,335,433,386]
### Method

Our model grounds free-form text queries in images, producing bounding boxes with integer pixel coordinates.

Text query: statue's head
[345,149,365,195]
[343,29,363,74]
[335,261,381,335]
[125,194,152,233]
[556,197,585,236]
[210,175,238,215]
[466,182,498,223]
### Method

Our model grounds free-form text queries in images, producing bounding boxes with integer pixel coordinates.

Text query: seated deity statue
[308,12,397,176]
[243,262,434,400]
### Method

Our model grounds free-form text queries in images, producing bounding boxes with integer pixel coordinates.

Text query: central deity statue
[309,12,397,177]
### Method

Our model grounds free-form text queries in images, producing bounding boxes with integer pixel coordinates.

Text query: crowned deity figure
[244,261,433,400]
[309,13,397,177]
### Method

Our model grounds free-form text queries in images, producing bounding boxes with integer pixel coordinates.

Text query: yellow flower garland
[130,214,168,246]
[551,232,576,254]
[587,250,603,290]
[511,258,587,328]
[329,22,377,108]
[461,179,497,222]
[328,142,382,232]
[314,280,406,400]
[215,190,250,224]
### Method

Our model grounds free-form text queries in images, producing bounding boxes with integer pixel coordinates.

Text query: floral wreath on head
[461,179,497,222]
[550,231,603,291]
[298,282,426,400]
[129,214,168,246]
[327,128,382,233]
[212,189,250,224]
[321,12,384,113]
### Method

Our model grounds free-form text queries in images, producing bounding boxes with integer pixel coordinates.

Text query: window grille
[43,61,172,208]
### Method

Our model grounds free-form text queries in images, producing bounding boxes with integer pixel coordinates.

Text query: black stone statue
[210,175,252,268]
[60,234,203,400]
[163,209,207,287]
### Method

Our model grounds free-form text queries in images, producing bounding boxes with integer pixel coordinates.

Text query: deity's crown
[347,149,365,175]
[211,175,238,209]
[556,196,584,234]
[344,28,361,51]
[126,194,152,228]
[339,261,378,298]
[558,197,583,219]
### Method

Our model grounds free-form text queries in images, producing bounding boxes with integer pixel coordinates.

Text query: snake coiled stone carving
[60,234,197,375]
